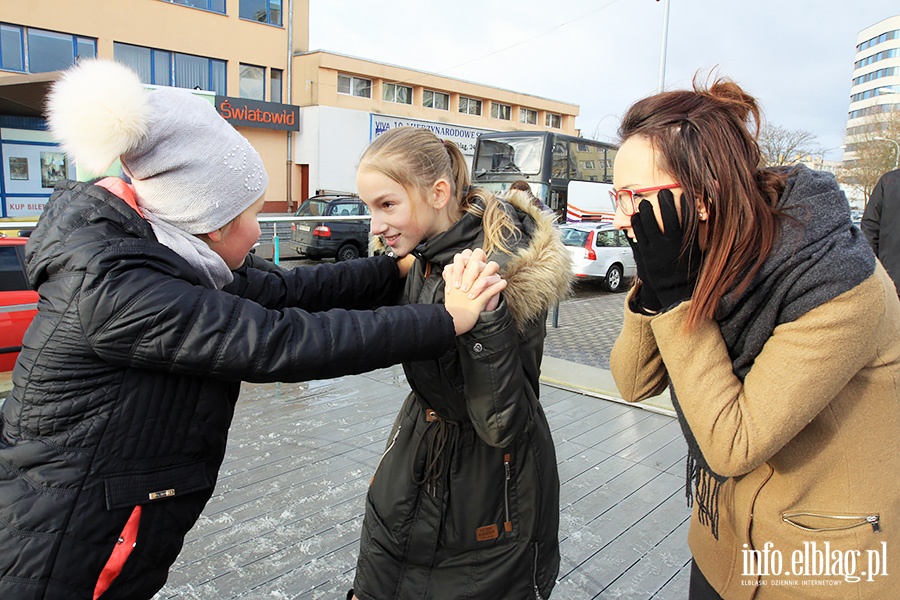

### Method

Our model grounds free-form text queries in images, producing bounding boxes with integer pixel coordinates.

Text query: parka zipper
[782,511,881,533]
[370,425,401,485]
[532,541,545,600]
[503,453,513,533]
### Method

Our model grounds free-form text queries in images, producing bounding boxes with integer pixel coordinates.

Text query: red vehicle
[0,237,38,372]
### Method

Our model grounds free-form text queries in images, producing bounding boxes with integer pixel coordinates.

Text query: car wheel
[336,243,361,262]
[603,264,625,293]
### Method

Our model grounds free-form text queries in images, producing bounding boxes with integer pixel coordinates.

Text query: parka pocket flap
[104,461,212,511]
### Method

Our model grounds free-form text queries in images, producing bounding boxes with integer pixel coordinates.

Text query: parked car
[290,194,371,262]
[559,222,636,292]
[0,237,38,371]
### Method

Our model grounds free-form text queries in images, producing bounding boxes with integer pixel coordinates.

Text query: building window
[337,74,371,98]
[240,0,283,26]
[546,112,561,128]
[520,107,538,125]
[459,96,482,115]
[858,29,900,52]
[270,68,283,103]
[424,90,450,110]
[491,102,511,121]
[240,63,265,100]
[162,0,226,13]
[114,42,226,95]
[0,24,95,73]
[855,48,900,69]
[383,82,412,104]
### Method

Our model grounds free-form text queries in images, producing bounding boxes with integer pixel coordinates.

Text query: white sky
[308,1,898,162]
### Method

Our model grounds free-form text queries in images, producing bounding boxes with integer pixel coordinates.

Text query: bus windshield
[473,135,543,176]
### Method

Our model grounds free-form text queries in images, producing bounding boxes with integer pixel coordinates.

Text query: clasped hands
[441,248,506,335]
[628,189,702,313]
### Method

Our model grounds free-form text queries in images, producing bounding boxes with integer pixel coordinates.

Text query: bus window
[472,136,542,176]
[551,142,568,178]
[569,141,606,182]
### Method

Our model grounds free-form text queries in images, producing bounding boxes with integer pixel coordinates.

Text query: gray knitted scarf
[671,165,876,538]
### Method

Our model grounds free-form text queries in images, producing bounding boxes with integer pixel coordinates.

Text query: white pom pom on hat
[46,59,149,176]
[45,58,268,234]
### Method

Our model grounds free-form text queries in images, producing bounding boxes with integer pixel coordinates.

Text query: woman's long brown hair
[618,75,787,330]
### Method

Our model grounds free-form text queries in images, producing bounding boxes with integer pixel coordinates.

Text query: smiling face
[611,136,684,240]
[356,168,454,257]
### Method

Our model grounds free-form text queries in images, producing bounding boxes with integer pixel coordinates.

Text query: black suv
[290,194,371,261]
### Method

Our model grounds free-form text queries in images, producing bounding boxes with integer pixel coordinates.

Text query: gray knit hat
[46,59,268,234]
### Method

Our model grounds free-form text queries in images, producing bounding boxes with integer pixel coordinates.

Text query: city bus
[471,131,618,223]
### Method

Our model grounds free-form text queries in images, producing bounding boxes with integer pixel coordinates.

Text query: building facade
[292,51,579,198]
[0,1,580,218]
[845,14,900,164]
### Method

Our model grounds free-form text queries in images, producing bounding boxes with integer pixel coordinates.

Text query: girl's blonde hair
[358,127,517,255]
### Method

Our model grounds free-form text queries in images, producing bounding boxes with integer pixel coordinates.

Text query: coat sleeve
[647,272,885,478]
[224,254,403,311]
[456,299,533,448]
[861,178,884,255]
[78,259,454,383]
[609,288,669,401]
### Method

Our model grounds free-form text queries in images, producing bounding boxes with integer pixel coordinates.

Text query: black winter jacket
[861,168,900,293]
[0,180,456,599]
[352,192,572,599]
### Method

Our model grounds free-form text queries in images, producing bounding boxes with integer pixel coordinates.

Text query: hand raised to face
[630,189,702,310]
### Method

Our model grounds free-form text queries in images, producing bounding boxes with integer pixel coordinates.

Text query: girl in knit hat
[0,59,505,600]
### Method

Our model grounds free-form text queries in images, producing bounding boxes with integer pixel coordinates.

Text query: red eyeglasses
[609,183,681,216]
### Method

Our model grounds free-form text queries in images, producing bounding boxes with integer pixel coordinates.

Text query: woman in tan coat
[609,77,900,599]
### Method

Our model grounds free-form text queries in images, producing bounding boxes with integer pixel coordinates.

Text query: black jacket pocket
[103,461,213,510]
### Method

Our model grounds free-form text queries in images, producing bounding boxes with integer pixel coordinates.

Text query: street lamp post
[873,137,900,170]
[657,0,671,94]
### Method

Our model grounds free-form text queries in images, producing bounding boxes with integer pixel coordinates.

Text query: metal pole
[657,0,671,94]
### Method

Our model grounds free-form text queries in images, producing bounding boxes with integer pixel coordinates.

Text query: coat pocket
[782,511,881,533]
[103,461,212,511]
[442,444,520,550]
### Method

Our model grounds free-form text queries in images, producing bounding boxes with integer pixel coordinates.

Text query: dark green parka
[353,192,572,599]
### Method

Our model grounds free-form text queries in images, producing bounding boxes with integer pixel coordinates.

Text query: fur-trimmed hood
[374,189,573,332]
[496,190,573,330]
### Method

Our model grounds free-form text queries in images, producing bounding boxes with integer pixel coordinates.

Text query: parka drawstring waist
[410,408,455,496]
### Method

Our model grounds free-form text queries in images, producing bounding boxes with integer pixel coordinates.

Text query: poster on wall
[40,152,67,188]
[9,157,28,180]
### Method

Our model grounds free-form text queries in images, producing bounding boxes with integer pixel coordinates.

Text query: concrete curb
[539,355,675,417]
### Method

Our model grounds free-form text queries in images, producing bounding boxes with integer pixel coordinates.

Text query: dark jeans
[689,560,724,600]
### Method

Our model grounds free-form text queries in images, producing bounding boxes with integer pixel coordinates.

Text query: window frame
[423,89,450,111]
[546,112,562,129]
[270,68,283,103]
[239,0,283,26]
[239,63,266,100]
[337,73,372,98]
[162,0,226,13]
[383,82,413,105]
[459,96,483,116]
[491,102,511,121]
[113,42,227,95]
[0,24,96,74]
[519,107,538,125]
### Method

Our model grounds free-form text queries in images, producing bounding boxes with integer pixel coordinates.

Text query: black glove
[625,234,662,312]
[630,189,702,311]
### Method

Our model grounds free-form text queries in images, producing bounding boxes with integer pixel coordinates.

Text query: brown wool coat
[610,264,900,599]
